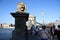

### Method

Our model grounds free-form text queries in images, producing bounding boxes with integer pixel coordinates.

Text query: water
[0,28,43,40]
[0,28,14,40]
[0,28,41,40]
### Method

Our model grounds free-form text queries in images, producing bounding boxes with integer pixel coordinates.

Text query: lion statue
[17,2,26,13]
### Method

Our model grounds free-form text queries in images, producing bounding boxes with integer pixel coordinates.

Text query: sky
[0,0,60,24]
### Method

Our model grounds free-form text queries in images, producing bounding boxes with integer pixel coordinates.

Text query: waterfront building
[26,15,42,30]
[55,20,60,29]
[26,15,36,30]
[0,23,13,28]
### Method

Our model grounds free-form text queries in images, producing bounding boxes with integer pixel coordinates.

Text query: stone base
[11,12,29,40]
[11,30,26,40]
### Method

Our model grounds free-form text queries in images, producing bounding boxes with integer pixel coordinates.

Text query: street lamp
[42,11,45,25]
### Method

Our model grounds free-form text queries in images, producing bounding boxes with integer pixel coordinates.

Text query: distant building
[0,23,13,28]
[2,23,10,28]
[55,20,60,29]
[28,15,36,25]
[0,24,1,27]
[26,15,36,30]
[35,22,43,26]
[26,15,42,30]
[46,22,54,28]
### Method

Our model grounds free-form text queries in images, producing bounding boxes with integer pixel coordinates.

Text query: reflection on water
[0,28,14,40]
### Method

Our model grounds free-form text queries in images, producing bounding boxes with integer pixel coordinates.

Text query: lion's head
[17,2,26,12]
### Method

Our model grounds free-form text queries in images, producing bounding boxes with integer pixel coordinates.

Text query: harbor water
[0,28,14,40]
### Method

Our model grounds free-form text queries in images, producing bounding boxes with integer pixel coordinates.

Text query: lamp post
[42,11,45,25]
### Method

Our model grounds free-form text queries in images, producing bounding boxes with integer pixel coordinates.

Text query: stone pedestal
[11,12,29,40]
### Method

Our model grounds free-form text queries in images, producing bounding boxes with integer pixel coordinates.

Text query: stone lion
[17,2,26,12]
